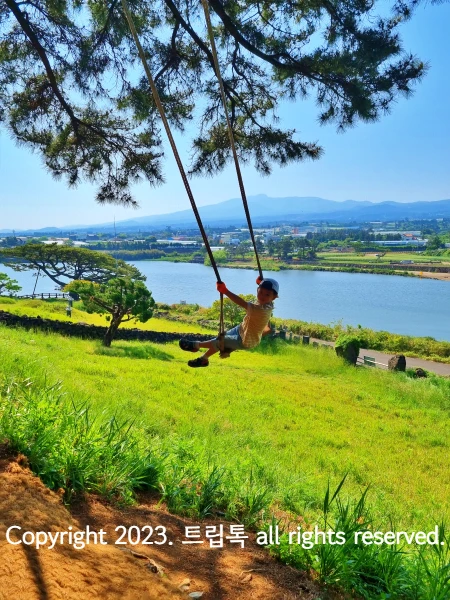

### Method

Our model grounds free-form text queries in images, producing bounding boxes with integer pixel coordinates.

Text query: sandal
[179,339,198,352]
[188,357,209,368]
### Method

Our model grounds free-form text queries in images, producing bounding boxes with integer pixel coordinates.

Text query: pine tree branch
[4,0,81,133]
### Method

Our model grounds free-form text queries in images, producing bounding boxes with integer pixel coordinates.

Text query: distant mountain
[2,195,450,233]
[86,195,450,230]
[104,195,373,230]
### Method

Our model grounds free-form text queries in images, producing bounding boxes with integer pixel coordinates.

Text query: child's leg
[180,337,219,365]
[197,340,219,361]
[186,340,218,367]
[195,325,241,362]
[182,327,242,366]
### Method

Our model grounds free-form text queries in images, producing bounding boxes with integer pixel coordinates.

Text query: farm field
[315,251,450,264]
[182,251,450,279]
[0,321,448,531]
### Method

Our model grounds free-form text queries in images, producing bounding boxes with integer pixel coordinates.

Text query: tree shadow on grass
[94,343,174,361]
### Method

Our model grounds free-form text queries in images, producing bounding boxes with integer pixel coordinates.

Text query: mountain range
[2,195,450,233]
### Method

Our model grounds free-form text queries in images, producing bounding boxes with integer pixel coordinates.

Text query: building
[376,240,428,247]
[42,239,68,245]
[220,233,241,244]
[156,239,199,245]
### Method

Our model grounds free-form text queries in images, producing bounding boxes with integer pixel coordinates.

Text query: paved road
[309,339,450,377]
[358,348,450,377]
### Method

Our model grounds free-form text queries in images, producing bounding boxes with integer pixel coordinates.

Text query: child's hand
[216,282,227,293]
[256,276,263,285]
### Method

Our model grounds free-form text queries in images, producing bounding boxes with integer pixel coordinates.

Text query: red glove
[216,282,227,294]
[256,276,263,285]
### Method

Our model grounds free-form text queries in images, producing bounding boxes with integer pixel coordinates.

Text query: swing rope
[200,0,264,281]
[121,0,221,284]
[121,0,227,351]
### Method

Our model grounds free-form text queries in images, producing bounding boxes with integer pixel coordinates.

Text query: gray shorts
[212,325,244,351]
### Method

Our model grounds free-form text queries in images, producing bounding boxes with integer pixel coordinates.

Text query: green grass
[0,376,161,504]
[0,322,449,530]
[3,296,450,362]
[316,252,449,265]
[1,322,449,598]
[270,478,450,599]
[0,298,212,334]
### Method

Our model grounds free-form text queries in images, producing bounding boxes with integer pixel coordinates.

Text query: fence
[14,293,69,300]
[357,355,388,369]
[305,336,390,370]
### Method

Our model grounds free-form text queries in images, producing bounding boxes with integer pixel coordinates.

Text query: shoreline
[149,257,450,281]
[413,271,450,281]
[1,296,450,362]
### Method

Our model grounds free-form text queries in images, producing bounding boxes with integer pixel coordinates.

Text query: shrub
[335,334,364,354]
[0,377,161,503]
[335,335,364,365]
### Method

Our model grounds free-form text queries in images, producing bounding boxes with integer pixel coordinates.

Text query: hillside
[0,319,449,524]
[0,450,319,600]
[0,321,449,598]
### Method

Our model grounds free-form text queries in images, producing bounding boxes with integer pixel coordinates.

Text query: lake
[1,261,449,341]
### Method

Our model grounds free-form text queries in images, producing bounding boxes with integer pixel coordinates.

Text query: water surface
[2,261,449,341]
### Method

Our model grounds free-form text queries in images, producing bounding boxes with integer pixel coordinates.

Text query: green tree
[255,238,264,254]
[207,293,256,326]
[0,244,142,288]
[266,239,276,257]
[1,0,432,205]
[237,241,252,260]
[279,237,293,260]
[0,272,21,296]
[204,249,228,266]
[226,245,240,261]
[295,238,308,259]
[306,239,318,259]
[65,277,155,346]
[427,235,443,251]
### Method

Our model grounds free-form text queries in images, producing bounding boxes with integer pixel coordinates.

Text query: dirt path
[0,451,340,600]
[411,271,450,281]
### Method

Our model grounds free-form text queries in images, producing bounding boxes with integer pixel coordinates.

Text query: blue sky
[1,2,449,230]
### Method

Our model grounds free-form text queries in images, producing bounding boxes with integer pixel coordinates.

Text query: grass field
[0,297,212,334]
[3,297,449,363]
[176,251,450,276]
[316,252,450,264]
[0,320,448,531]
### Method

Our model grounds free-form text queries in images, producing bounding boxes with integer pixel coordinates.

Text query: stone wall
[0,310,212,343]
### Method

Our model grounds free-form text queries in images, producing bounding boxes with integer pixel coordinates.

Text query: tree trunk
[103,317,122,347]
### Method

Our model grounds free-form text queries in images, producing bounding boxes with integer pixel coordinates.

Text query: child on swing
[179,277,279,367]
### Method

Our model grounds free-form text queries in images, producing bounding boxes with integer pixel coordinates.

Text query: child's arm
[217,283,248,309]
[223,288,248,310]
[261,324,272,336]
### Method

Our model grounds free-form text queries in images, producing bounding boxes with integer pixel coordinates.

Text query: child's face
[257,286,277,304]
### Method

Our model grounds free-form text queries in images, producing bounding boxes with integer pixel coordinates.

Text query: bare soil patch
[411,271,450,281]
[0,450,342,600]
